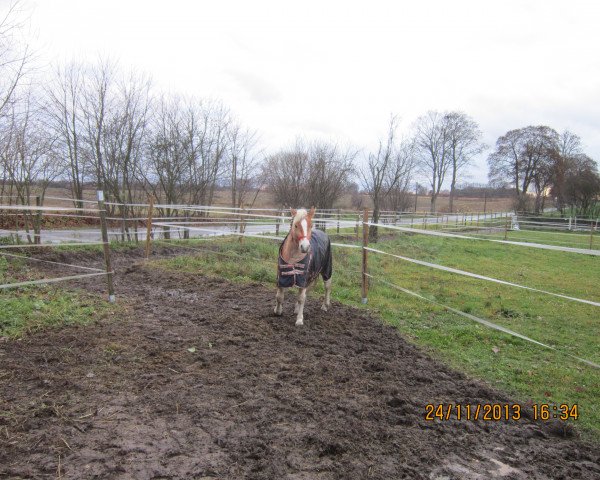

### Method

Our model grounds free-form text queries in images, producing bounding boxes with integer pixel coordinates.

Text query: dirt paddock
[1,248,599,479]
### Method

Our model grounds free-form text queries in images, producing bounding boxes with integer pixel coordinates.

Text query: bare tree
[360,116,414,241]
[0,1,31,119]
[380,140,415,213]
[101,69,152,235]
[305,141,356,210]
[226,120,260,208]
[551,130,583,213]
[81,58,116,193]
[488,126,559,212]
[444,111,486,213]
[142,95,187,206]
[0,94,62,241]
[182,99,230,207]
[413,111,451,213]
[262,142,310,208]
[563,155,600,216]
[45,61,88,207]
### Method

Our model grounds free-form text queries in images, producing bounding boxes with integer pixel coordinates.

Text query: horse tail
[322,236,333,282]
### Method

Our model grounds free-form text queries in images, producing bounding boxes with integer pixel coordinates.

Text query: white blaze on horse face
[299,218,310,253]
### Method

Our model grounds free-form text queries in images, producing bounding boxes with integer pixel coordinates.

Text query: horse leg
[321,277,332,312]
[295,288,307,326]
[274,287,285,316]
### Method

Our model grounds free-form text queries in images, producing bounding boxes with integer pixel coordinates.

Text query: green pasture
[152,230,600,439]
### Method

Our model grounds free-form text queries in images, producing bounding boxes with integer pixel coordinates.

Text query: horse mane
[292,209,308,224]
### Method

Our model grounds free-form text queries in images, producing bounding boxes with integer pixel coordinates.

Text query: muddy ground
[0,247,599,479]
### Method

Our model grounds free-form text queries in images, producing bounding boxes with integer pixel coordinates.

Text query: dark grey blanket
[277,229,332,288]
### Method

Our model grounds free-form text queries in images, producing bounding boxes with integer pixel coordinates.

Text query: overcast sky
[17,0,600,185]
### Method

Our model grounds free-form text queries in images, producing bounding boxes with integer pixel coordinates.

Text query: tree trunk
[449,166,457,213]
[368,203,380,243]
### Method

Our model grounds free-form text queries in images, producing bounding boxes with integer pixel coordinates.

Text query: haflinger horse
[274,207,332,326]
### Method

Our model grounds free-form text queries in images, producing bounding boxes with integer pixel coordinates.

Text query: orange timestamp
[424,403,579,421]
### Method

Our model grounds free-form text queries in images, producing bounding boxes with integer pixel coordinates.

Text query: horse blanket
[277,229,332,288]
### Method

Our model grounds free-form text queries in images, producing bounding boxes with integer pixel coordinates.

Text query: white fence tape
[365,274,599,369]
[153,222,284,241]
[366,222,600,256]
[154,222,362,250]
[0,242,105,250]
[365,246,600,308]
[0,205,100,213]
[0,272,109,290]
[0,251,105,272]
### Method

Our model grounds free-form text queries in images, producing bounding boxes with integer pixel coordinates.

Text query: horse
[274,207,333,326]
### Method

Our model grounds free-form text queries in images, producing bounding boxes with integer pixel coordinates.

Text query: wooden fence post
[35,196,41,244]
[361,208,369,304]
[355,212,359,241]
[239,204,245,243]
[337,208,340,234]
[504,217,509,240]
[97,190,115,303]
[145,198,154,259]
[590,222,594,250]
[184,207,190,240]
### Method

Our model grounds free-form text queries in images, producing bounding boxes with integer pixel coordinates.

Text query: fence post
[145,198,154,259]
[355,212,360,241]
[361,208,369,304]
[590,223,594,250]
[183,207,190,240]
[504,216,509,240]
[239,204,245,243]
[120,209,127,243]
[35,195,41,245]
[97,190,115,303]
[336,208,340,234]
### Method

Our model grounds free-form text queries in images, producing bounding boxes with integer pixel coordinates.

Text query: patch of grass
[0,257,120,339]
[153,233,600,440]
[0,288,116,338]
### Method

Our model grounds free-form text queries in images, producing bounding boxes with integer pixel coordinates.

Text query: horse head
[290,207,316,254]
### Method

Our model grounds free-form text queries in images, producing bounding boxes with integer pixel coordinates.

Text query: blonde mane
[292,209,308,224]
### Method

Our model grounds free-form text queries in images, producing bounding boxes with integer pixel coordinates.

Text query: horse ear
[308,206,316,218]
[290,208,297,217]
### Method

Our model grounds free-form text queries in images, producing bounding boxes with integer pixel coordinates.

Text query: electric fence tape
[365,273,600,370]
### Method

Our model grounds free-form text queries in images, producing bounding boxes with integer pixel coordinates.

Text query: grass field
[151,230,600,439]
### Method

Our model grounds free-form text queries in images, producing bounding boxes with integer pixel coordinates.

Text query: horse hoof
[321,304,328,312]
[274,306,282,316]
[295,319,304,326]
